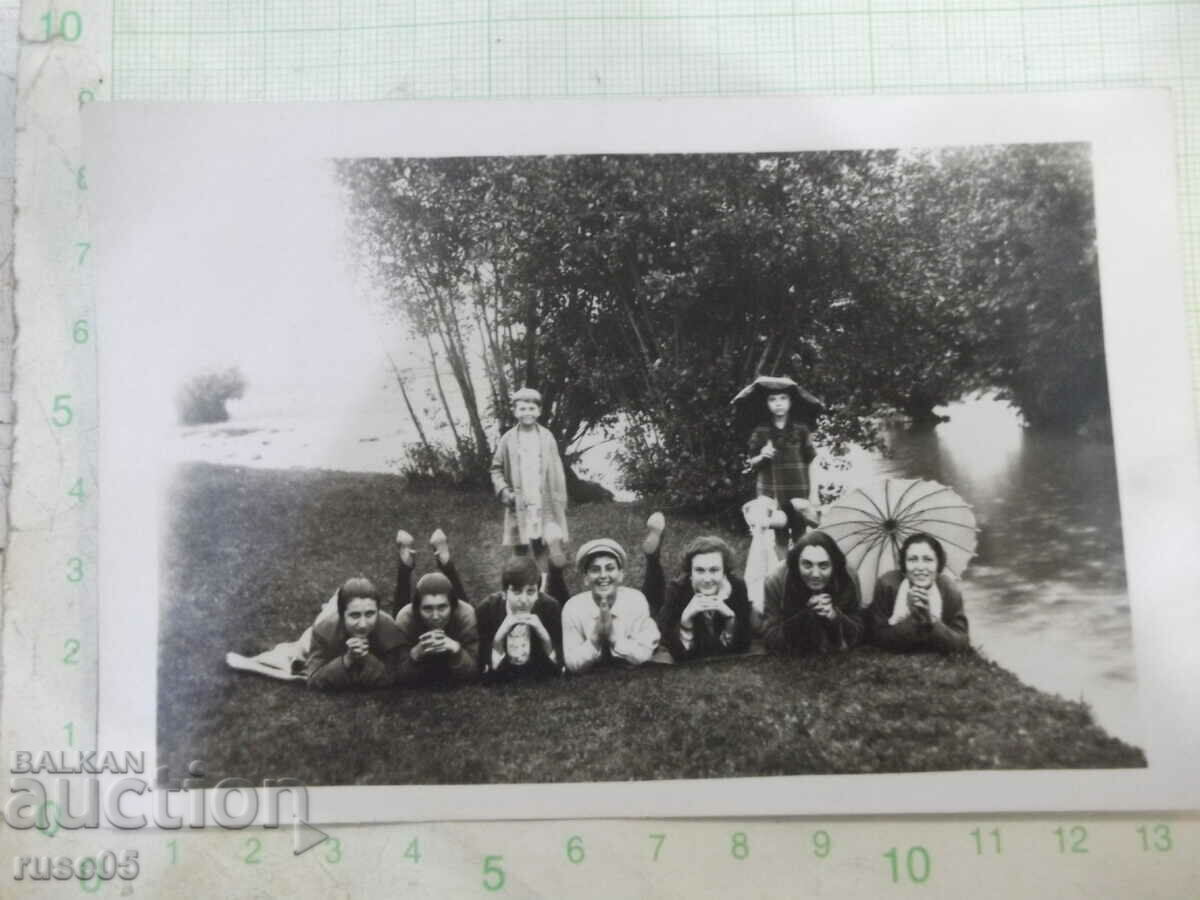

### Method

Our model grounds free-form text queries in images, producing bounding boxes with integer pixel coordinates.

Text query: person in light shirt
[866,532,970,653]
[561,539,660,673]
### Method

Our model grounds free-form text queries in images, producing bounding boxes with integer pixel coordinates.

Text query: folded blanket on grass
[224,594,335,682]
[225,641,310,682]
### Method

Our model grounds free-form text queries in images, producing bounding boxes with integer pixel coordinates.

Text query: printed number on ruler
[566,835,584,864]
[1054,826,1088,854]
[1136,824,1172,852]
[884,846,932,884]
[404,837,421,863]
[812,830,832,858]
[731,831,749,860]
[40,9,83,41]
[648,833,666,862]
[51,393,72,427]
[971,826,1002,855]
[242,837,263,865]
[482,855,504,892]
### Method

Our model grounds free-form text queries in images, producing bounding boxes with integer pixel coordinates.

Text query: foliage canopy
[337,144,1105,510]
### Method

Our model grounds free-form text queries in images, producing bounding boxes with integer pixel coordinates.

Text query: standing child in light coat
[489,387,570,560]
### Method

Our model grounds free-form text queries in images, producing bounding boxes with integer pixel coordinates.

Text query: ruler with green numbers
[4,2,1199,897]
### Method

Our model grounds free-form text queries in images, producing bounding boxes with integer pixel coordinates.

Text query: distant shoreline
[168,415,634,497]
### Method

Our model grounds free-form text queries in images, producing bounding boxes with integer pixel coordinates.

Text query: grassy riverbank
[158,462,1144,786]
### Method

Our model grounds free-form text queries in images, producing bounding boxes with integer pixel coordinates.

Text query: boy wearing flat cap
[489,387,570,562]
[561,538,660,673]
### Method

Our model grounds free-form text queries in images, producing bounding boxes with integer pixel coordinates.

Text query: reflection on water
[828,396,1141,745]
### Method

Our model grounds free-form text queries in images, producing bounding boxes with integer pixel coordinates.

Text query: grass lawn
[159,462,1145,786]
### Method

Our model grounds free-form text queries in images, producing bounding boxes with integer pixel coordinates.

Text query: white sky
[134,154,409,406]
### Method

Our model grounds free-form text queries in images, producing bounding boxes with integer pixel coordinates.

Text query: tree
[175,367,247,426]
[336,144,1109,511]
[906,144,1107,429]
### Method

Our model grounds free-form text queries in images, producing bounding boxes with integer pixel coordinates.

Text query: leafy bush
[396,441,488,490]
[616,400,748,521]
[175,367,247,426]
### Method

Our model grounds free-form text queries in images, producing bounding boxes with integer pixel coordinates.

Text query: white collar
[889,577,944,625]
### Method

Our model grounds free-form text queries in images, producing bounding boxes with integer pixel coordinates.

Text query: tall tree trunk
[382,349,434,454]
[424,335,465,452]
[476,309,506,431]
[437,326,492,462]
[474,282,510,420]
[422,262,494,462]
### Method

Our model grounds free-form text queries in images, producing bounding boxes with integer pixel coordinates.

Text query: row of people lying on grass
[302,520,970,690]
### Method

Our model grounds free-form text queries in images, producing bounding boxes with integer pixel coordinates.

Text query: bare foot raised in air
[395,529,415,567]
[429,528,450,565]
[791,497,821,526]
[544,520,568,569]
[642,511,666,556]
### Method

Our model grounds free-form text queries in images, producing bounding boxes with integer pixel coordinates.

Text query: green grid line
[108,0,1200,379]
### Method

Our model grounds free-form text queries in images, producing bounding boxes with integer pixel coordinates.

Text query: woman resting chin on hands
[762,530,864,656]
[866,533,970,654]
[305,577,403,691]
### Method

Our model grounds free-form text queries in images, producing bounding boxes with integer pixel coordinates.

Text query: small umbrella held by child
[733,375,825,552]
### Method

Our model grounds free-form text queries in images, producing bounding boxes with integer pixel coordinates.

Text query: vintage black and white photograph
[90,96,1200,819]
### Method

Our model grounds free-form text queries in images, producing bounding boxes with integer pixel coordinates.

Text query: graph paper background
[106,0,1199,374]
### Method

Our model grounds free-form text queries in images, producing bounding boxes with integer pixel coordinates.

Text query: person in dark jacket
[762,530,863,655]
[305,576,403,691]
[866,532,970,653]
[392,529,479,686]
[475,548,567,682]
[642,514,752,662]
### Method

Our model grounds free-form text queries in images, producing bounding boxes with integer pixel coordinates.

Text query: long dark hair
[785,531,851,599]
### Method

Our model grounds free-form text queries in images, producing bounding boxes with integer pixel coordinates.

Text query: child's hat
[575,538,627,571]
[511,387,542,404]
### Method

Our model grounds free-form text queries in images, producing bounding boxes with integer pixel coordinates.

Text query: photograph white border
[87,91,1200,823]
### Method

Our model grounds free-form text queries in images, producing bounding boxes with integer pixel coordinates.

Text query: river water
[825,397,1141,746]
[169,390,1142,746]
